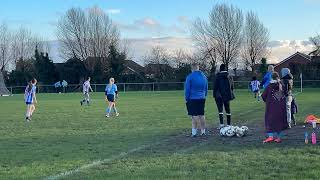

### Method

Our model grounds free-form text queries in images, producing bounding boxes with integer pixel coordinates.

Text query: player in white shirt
[80,77,93,106]
[250,76,261,101]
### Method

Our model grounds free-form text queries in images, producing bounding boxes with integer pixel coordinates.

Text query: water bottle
[312,132,317,145]
[305,132,308,144]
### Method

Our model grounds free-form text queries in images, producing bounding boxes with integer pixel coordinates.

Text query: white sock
[192,128,197,136]
[26,111,30,118]
[201,129,206,134]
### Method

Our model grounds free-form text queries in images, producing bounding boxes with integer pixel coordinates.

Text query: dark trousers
[215,98,231,125]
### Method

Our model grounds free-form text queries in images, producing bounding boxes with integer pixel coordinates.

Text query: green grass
[0,89,319,179]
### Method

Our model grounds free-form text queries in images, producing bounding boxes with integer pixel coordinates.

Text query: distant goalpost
[0,72,10,96]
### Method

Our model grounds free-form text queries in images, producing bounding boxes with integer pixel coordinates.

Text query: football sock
[267,133,274,137]
[219,113,224,124]
[201,129,206,134]
[106,107,110,114]
[226,114,231,125]
[192,128,197,136]
[113,107,118,113]
[26,111,30,118]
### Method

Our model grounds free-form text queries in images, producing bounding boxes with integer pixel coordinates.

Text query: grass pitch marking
[44,134,186,180]
[45,143,153,180]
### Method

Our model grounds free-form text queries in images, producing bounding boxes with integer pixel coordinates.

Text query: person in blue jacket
[185,63,208,137]
[262,65,275,89]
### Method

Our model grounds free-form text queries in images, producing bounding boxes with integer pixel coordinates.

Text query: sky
[1,0,320,63]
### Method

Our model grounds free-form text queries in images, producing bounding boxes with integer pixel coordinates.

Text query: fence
[7,80,320,94]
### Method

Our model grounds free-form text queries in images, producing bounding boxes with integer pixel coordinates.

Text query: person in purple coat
[261,72,288,143]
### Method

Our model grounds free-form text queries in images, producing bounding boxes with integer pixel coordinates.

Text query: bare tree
[0,23,11,71]
[143,46,171,65]
[172,49,192,68]
[242,11,270,72]
[143,46,173,81]
[57,6,120,70]
[309,34,320,56]
[192,4,243,70]
[10,27,45,65]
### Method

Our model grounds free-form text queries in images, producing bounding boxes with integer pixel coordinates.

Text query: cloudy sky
[1,0,320,64]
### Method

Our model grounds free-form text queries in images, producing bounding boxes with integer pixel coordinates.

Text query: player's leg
[25,104,31,121]
[199,115,206,135]
[215,98,224,128]
[86,93,90,105]
[257,91,261,101]
[113,102,119,116]
[80,93,86,106]
[224,101,231,126]
[191,116,198,137]
[106,101,112,117]
[30,104,36,117]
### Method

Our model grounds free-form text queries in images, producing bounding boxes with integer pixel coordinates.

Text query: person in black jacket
[213,64,235,128]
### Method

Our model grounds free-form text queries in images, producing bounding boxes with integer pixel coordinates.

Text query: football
[220,125,249,137]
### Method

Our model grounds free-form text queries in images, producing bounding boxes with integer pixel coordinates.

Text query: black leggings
[215,98,231,125]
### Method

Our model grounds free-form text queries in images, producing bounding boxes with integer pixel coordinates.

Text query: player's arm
[205,77,208,97]
[33,88,37,104]
[184,76,190,102]
[33,93,37,104]
[89,85,93,92]
[261,86,268,102]
[229,76,234,91]
[115,85,118,98]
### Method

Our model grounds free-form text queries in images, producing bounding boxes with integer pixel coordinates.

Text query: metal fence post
[94,84,97,92]
[152,82,155,92]
[124,83,126,93]
[10,87,13,95]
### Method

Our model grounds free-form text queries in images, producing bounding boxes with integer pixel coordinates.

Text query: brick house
[274,52,311,72]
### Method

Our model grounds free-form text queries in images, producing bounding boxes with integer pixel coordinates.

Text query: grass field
[1,89,320,179]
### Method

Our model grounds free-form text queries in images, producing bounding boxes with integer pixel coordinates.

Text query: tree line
[1,4,320,87]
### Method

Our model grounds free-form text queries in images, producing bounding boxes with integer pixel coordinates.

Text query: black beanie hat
[220,64,226,72]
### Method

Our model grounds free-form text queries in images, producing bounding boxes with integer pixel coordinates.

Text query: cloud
[134,17,161,30]
[267,40,314,63]
[304,0,320,4]
[177,16,190,24]
[106,9,121,15]
[118,17,188,35]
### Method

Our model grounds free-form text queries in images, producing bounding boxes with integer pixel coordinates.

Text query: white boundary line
[44,141,164,180]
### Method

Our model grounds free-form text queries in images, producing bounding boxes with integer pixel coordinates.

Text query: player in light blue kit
[24,78,38,122]
[105,78,119,118]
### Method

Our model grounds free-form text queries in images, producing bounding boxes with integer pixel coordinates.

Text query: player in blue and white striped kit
[24,78,37,122]
[105,78,119,118]
[250,76,261,101]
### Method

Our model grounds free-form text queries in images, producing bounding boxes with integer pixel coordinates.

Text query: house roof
[124,60,145,74]
[274,52,311,68]
[144,64,174,74]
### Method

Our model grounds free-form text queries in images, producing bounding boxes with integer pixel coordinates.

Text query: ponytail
[27,78,37,92]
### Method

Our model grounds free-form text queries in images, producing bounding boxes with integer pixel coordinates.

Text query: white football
[241,126,249,131]
[236,128,245,137]
[226,126,235,137]
[219,127,227,136]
